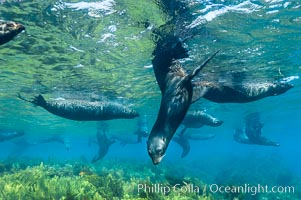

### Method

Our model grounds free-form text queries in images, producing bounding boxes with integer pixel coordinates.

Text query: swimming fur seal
[182,110,223,128]
[233,112,279,147]
[0,129,24,142]
[135,115,149,143]
[147,37,219,164]
[147,38,292,164]
[39,134,70,151]
[0,20,25,45]
[92,123,115,162]
[92,132,115,162]
[17,94,139,121]
[192,80,293,103]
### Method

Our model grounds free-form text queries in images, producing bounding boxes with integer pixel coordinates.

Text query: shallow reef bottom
[0,158,299,200]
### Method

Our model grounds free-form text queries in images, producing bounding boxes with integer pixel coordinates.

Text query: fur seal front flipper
[17,94,139,121]
[147,46,219,164]
[0,20,25,45]
[173,134,190,158]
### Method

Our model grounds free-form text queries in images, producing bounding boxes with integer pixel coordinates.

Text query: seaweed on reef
[276,170,294,186]
[3,158,298,200]
[82,172,124,199]
[0,163,103,200]
[0,161,12,174]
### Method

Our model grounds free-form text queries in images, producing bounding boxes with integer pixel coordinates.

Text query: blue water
[1,0,301,199]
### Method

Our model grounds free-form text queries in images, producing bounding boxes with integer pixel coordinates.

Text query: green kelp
[83,173,124,199]
[0,159,299,200]
[0,163,102,200]
[0,161,214,200]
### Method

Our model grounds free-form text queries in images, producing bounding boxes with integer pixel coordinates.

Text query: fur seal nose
[151,154,165,165]
[16,23,25,32]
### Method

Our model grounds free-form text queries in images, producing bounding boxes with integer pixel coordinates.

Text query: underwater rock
[18,94,140,121]
[0,20,25,45]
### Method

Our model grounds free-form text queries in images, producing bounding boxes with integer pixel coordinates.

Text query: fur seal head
[0,20,25,45]
[147,135,167,165]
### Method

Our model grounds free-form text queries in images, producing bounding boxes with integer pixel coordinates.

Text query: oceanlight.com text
[136,182,295,196]
[209,184,295,196]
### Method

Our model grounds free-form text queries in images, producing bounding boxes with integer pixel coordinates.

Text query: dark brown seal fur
[0,20,25,45]
[18,94,139,121]
[147,38,218,164]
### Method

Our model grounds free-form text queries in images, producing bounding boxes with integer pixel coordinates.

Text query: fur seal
[39,134,70,151]
[0,20,25,45]
[92,132,115,162]
[17,94,139,121]
[182,110,223,128]
[147,37,219,164]
[135,115,149,143]
[0,129,24,142]
[233,112,279,147]
[92,123,115,162]
[192,80,293,103]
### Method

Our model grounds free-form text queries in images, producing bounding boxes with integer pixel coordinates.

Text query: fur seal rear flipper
[0,20,25,45]
[17,94,139,121]
[147,48,219,165]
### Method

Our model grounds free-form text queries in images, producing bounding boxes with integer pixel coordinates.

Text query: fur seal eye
[156,149,163,155]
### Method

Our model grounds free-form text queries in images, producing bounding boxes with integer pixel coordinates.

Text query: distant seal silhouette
[233,112,279,147]
[0,129,24,142]
[0,20,25,45]
[39,134,70,151]
[92,133,115,162]
[147,36,219,164]
[17,94,139,121]
[92,124,115,162]
[182,110,223,128]
[135,115,149,143]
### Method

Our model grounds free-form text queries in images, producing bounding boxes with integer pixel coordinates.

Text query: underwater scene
[1,0,301,199]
